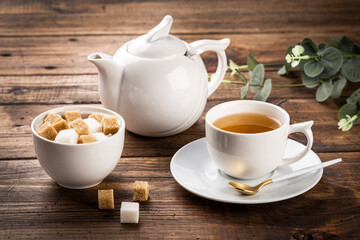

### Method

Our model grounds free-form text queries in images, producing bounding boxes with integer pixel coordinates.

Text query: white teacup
[205,100,313,179]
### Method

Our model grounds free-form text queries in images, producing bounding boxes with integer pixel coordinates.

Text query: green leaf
[296,59,307,71]
[277,65,287,75]
[342,56,360,82]
[338,103,358,125]
[229,60,238,69]
[301,38,318,56]
[326,36,354,54]
[241,83,249,99]
[331,76,347,98]
[346,88,360,105]
[316,80,333,102]
[353,44,360,54]
[254,79,272,102]
[247,53,259,71]
[229,60,239,76]
[249,64,265,92]
[301,72,320,88]
[319,47,343,78]
[318,43,326,52]
[304,59,324,77]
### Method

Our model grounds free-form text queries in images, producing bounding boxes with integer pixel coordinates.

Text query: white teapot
[88,15,230,137]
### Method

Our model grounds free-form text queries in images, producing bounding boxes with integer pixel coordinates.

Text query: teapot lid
[127,15,188,59]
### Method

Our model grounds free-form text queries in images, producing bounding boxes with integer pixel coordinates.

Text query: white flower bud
[291,60,300,67]
[285,54,292,63]
[293,45,305,55]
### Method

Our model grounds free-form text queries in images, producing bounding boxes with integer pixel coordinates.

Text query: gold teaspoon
[228,158,342,195]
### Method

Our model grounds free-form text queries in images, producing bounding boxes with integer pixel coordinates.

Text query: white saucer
[170,138,323,204]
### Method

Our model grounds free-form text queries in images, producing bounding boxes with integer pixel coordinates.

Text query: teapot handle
[188,38,230,97]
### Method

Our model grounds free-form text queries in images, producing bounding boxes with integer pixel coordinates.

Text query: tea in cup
[205,100,313,179]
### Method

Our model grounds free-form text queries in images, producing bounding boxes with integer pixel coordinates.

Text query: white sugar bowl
[31,106,125,189]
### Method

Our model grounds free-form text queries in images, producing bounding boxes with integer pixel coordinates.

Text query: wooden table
[1,1,359,239]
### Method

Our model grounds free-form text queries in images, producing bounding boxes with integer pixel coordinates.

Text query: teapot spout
[88,52,124,111]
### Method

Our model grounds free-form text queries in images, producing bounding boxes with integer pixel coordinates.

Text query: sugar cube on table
[44,113,62,124]
[120,202,139,224]
[69,118,89,136]
[98,189,114,210]
[92,132,107,142]
[88,113,103,123]
[78,135,96,144]
[64,111,81,123]
[36,122,58,140]
[54,129,78,144]
[102,116,119,135]
[83,118,102,135]
[133,181,149,201]
[53,119,69,132]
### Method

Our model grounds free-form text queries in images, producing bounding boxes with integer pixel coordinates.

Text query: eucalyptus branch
[224,35,360,132]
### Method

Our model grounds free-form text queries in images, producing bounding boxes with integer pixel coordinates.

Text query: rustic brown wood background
[1,0,360,239]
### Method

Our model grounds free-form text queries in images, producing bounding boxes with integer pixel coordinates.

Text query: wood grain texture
[0,0,359,36]
[1,72,358,104]
[1,33,360,76]
[0,152,359,239]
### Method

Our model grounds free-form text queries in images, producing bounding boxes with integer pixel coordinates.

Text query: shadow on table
[173,179,359,232]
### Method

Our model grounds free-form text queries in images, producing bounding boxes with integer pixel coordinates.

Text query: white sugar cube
[54,129,78,144]
[120,202,139,224]
[84,118,102,135]
[92,132,107,142]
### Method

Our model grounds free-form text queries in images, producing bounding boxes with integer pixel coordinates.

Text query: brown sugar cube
[98,189,114,210]
[88,113,103,123]
[52,119,69,132]
[64,111,81,123]
[36,122,58,140]
[78,135,96,144]
[69,118,89,136]
[102,116,119,135]
[133,181,149,201]
[44,113,62,124]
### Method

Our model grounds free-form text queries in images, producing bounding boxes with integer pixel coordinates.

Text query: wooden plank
[1,33,360,75]
[0,75,100,104]
[1,72,358,104]
[0,152,358,239]
[0,0,359,36]
[1,99,359,160]
[2,0,359,15]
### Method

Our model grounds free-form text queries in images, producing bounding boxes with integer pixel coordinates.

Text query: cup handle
[188,38,230,97]
[279,121,314,166]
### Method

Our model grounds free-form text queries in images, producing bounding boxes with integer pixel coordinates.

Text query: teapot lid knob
[127,15,188,59]
[145,15,173,42]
